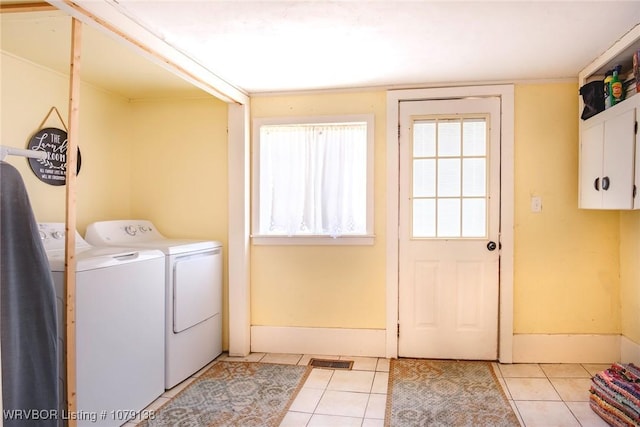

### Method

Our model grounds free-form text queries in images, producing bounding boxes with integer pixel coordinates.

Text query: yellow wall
[1,52,133,230]
[127,98,228,240]
[250,84,624,336]
[513,83,620,334]
[250,92,387,328]
[620,212,640,344]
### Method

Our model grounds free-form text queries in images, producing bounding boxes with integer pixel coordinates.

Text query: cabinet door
[602,108,636,209]
[579,122,604,209]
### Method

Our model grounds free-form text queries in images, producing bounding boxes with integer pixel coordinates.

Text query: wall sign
[27,127,81,186]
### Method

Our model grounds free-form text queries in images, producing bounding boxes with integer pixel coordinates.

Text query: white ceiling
[2,1,640,100]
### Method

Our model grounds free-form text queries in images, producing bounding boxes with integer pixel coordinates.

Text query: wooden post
[65,17,81,427]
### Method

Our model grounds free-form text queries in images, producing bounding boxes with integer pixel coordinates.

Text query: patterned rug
[138,361,310,427]
[385,359,520,426]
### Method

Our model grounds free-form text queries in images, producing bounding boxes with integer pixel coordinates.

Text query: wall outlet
[531,196,542,213]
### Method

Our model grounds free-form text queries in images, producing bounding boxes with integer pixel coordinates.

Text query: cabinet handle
[602,176,610,191]
[594,177,600,191]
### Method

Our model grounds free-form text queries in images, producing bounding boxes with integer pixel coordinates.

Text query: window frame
[251,114,375,245]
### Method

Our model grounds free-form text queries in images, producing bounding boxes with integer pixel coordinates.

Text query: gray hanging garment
[1,161,59,426]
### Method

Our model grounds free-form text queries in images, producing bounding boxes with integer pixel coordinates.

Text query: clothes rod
[0,145,48,161]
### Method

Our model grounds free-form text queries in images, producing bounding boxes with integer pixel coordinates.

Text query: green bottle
[610,66,623,106]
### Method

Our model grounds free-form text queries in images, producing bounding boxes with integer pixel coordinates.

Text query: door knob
[487,241,497,251]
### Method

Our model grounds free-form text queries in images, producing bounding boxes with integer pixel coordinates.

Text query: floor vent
[309,358,353,370]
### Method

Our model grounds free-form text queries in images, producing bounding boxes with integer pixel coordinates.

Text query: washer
[39,223,165,427]
[85,220,223,389]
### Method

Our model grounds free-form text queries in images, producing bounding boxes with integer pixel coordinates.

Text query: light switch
[531,196,542,213]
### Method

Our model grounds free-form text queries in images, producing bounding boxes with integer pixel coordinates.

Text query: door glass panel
[414,121,436,157]
[413,199,435,237]
[438,121,461,157]
[411,115,489,238]
[462,158,486,197]
[413,159,435,197]
[437,199,460,237]
[463,119,486,156]
[437,158,460,197]
[462,199,486,237]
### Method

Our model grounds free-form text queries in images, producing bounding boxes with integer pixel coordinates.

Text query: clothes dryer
[85,220,223,389]
[39,223,165,427]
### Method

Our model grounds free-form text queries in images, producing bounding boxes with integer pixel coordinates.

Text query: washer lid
[46,246,164,272]
[102,239,220,255]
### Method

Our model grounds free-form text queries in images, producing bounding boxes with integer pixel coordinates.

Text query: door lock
[487,241,498,251]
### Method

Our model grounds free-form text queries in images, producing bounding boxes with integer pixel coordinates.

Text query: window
[252,115,374,244]
[411,115,488,238]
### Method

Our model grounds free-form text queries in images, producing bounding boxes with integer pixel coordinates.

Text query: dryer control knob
[39,230,47,240]
[125,225,137,236]
[139,225,149,232]
[52,231,64,239]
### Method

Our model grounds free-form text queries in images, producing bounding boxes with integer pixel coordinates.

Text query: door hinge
[634,185,637,198]
[635,121,638,135]
[397,323,400,338]
[398,123,401,138]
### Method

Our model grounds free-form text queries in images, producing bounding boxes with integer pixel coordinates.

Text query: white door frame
[386,85,515,363]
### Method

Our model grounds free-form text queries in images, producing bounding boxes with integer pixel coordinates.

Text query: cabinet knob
[602,176,610,191]
[594,177,600,191]
[487,241,498,251]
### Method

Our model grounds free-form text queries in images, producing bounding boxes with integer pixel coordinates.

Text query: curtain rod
[0,145,48,161]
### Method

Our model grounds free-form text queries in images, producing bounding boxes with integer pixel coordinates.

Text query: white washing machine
[39,223,165,427]
[85,220,223,389]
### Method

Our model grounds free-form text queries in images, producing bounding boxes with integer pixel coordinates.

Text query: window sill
[251,234,375,246]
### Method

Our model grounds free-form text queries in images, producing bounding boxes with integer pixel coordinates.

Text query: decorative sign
[26,127,81,186]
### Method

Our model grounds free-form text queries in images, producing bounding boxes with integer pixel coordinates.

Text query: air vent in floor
[308,358,353,370]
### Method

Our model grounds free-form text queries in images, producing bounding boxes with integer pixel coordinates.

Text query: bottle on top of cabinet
[610,65,624,106]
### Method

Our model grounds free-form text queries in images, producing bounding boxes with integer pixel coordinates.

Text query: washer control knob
[39,230,47,240]
[139,225,149,233]
[125,225,137,236]
[52,231,64,239]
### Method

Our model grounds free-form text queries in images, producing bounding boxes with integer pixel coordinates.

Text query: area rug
[138,361,310,427]
[385,359,520,426]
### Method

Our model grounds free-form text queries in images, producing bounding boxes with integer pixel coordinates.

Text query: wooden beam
[51,0,248,104]
[0,2,56,13]
[64,16,81,427]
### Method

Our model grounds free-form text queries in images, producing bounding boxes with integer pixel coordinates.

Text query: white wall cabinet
[578,23,640,210]
[579,98,638,209]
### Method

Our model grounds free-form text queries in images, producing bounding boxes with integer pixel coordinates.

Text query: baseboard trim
[250,326,386,357]
[250,329,636,364]
[621,335,640,365]
[512,334,620,363]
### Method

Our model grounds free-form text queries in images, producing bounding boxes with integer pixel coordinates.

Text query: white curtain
[259,123,367,237]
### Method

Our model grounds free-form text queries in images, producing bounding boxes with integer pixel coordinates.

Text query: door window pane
[437,158,460,197]
[438,121,461,157]
[462,158,486,197]
[437,199,460,237]
[462,199,486,237]
[413,199,435,237]
[414,121,436,157]
[413,159,436,197]
[411,115,488,239]
[463,119,486,156]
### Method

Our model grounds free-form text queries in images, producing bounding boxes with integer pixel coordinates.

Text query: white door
[398,97,501,360]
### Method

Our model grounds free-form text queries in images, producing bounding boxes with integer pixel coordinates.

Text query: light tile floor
[127,354,613,427]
